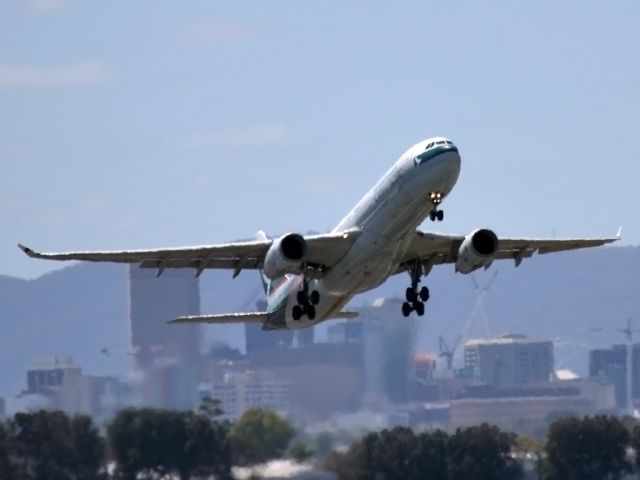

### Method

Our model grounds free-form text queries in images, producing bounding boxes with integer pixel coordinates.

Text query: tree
[326,427,449,480]
[230,408,295,465]
[447,423,522,480]
[543,415,630,480]
[108,408,231,480]
[0,421,16,480]
[630,423,640,472]
[198,396,224,420]
[288,442,314,462]
[8,410,104,480]
[68,415,105,480]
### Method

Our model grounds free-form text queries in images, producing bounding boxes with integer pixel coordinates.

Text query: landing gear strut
[402,260,430,317]
[292,277,320,321]
[429,192,444,222]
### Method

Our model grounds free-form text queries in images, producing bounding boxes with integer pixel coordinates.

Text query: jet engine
[262,233,308,279]
[455,228,499,274]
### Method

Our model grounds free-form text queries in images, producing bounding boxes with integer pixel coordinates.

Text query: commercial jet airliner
[19,137,620,330]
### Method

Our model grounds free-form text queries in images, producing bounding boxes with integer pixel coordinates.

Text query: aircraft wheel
[310,290,320,305]
[414,301,425,316]
[429,210,437,221]
[401,302,412,317]
[292,305,303,321]
[436,210,444,221]
[306,305,316,320]
[419,286,430,302]
[405,287,417,303]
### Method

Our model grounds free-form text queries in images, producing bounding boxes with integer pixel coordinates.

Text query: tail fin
[255,230,271,295]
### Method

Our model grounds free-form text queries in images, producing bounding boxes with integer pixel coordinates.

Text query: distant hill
[1,246,638,396]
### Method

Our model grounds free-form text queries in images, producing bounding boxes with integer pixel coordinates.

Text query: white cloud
[0,60,117,89]
[26,0,78,14]
[168,123,291,151]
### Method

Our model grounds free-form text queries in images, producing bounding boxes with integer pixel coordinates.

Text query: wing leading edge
[18,229,361,278]
[401,228,621,272]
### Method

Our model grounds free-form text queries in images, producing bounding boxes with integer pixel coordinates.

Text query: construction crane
[438,271,499,370]
[590,318,638,415]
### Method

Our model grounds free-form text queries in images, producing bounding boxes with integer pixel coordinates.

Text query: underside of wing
[18,228,360,277]
[169,312,268,324]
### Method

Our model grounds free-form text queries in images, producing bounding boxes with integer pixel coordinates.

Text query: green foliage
[327,424,522,480]
[447,424,522,480]
[543,415,631,480]
[198,395,224,420]
[108,408,231,480]
[0,421,16,480]
[231,407,295,465]
[631,423,640,471]
[7,410,104,480]
[313,431,336,458]
[287,441,314,462]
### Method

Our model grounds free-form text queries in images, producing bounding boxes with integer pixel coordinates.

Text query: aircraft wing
[18,228,361,277]
[400,228,621,271]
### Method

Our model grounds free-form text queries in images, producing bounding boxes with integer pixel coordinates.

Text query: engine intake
[455,228,499,274]
[263,233,307,279]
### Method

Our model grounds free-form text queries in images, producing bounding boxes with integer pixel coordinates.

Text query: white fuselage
[278,137,461,329]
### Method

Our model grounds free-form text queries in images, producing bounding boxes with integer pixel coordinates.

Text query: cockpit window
[425,142,433,149]
[435,140,445,145]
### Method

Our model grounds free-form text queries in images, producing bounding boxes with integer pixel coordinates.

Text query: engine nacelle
[262,233,308,280]
[455,228,499,274]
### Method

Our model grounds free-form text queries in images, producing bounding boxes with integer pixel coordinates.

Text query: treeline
[327,416,640,480]
[0,401,294,480]
[3,408,640,479]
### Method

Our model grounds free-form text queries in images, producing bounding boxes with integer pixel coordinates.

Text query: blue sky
[1,1,639,279]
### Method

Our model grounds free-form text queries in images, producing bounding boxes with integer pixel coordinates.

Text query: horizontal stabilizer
[169,312,267,325]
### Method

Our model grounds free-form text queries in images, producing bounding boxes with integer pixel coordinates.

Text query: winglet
[18,243,37,258]
[616,226,623,240]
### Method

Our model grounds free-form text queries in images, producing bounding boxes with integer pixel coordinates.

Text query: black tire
[405,287,417,303]
[306,305,316,320]
[419,286,430,302]
[296,291,307,305]
[415,301,425,316]
[437,210,444,221]
[310,290,320,305]
[401,302,412,317]
[292,305,303,320]
[429,210,437,221]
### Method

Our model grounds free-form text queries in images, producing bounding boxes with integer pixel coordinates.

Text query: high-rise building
[464,334,553,388]
[244,300,295,356]
[129,266,201,409]
[589,344,640,408]
[0,397,5,419]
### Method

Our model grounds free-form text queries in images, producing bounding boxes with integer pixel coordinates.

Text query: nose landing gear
[292,278,320,321]
[401,261,430,317]
[429,192,444,222]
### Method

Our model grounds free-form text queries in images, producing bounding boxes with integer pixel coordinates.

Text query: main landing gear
[402,261,430,317]
[429,191,444,222]
[292,278,320,321]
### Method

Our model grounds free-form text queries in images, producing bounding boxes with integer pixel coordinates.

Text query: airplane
[18,136,620,330]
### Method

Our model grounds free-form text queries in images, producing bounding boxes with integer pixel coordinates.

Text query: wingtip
[18,243,35,257]
[616,226,623,240]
